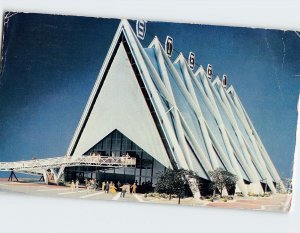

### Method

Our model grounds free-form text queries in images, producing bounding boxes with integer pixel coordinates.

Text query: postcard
[0,12,298,212]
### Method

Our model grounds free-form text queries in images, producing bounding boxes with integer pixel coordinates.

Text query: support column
[8,171,19,182]
[43,170,49,185]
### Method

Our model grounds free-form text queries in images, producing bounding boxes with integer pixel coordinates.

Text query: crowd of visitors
[101,180,137,197]
[69,178,153,196]
[70,179,80,192]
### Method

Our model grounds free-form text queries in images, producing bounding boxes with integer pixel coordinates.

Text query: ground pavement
[0,181,141,202]
[0,180,292,212]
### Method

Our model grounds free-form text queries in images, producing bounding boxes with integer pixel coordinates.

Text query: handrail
[0,155,136,174]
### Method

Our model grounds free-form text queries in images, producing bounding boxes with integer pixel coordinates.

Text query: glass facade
[64,130,166,192]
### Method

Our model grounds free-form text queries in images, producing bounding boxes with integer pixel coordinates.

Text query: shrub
[208,168,238,197]
[155,168,201,204]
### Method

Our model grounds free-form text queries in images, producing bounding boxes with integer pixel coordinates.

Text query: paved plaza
[0,180,141,203]
[0,180,292,212]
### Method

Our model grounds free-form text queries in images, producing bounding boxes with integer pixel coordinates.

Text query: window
[81,129,167,189]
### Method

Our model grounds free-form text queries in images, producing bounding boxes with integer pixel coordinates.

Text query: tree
[281,178,292,194]
[208,168,238,197]
[155,168,201,204]
[276,181,285,193]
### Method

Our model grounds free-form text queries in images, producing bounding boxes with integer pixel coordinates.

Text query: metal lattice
[0,155,136,175]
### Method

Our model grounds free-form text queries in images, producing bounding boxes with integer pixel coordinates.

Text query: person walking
[120,184,128,198]
[94,179,97,190]
[117,181,121,192]
[102,181,105,191]
[131,182,137,194]
[126,182,130,194]
[93,179,97,191]
[109,182,117,194]
[105,181,110,194]
[75,179,79,192]
[85,179,88,190]
[70,180,75,192]
[90,179,95,192]
[87,179,91,192]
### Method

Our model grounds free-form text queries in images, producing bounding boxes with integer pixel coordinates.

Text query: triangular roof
[66,20,174,169]
[65,20,283,195]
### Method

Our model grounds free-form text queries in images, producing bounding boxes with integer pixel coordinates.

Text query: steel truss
[0,155,136,176]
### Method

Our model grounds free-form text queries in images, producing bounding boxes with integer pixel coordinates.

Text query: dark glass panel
[102,136,111,150]
[141,153,153,169]
[125,167,135,176]
[114,167,124,175]
[105,168,115,174]
[79,129,167,191]
[152,177,158,186]
[140,177,146,184]
[153,158,165,177]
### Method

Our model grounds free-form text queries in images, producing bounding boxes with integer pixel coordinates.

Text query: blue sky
[0,13,299,178]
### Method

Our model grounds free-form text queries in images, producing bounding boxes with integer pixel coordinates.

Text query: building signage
[165,36,173,57]
[136,20,146,40]
[207,64,213,79]
[188,52,195,70]
[222,74,227,87]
